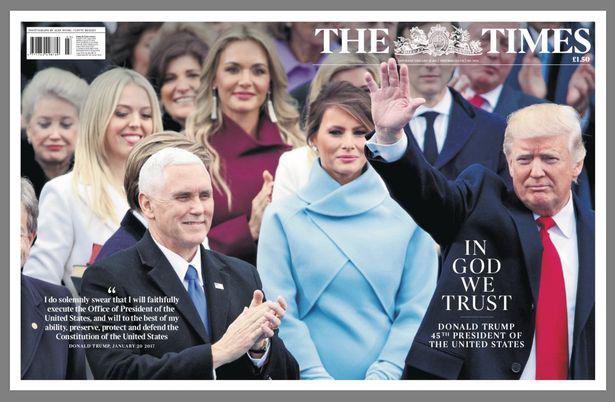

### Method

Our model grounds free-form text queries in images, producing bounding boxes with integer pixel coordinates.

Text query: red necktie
[469,94,486,109]
[535,216,569,379]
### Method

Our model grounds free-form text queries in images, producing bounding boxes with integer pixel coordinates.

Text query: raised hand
[566,56,595,115]
[365,58,425,144]
[248,170,274,241]
[248,290,280,353]
[518,51,547,99]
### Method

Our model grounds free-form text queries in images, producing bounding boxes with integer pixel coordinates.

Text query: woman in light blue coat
[257,82,438,380]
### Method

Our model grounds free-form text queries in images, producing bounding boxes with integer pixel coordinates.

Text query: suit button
[511,362,521,373]
[31,322,38,330]
[531,303,535,311]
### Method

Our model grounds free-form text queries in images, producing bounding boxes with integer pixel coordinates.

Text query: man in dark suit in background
[505,22,594,110]
[21,178,86,380]
[81,148,298,379]
[389,22,508,182]
[365,59,594,379]
[455,22,546,119]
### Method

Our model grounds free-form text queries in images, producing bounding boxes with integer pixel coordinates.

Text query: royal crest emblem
[394,24,482,57]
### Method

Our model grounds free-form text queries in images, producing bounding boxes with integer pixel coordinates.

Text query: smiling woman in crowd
[185,26,303,264]
[257,82,438,380]
[21,68,89,197]
[148,24,211,131]
[23,68,163,296]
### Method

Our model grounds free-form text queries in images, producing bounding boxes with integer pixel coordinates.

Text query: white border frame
[10,9,607,391]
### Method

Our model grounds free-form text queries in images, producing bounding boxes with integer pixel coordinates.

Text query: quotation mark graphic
[107,286,116,294]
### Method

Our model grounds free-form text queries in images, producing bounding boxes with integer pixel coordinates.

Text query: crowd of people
[19,21,595,381]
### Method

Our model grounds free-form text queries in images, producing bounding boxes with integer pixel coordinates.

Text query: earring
[310,144,318,154]
[211,88,218,121]
[266,91,278,123]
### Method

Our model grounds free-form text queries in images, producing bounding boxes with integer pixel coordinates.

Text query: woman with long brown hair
[185,26,303,264]
[258,82,437,379]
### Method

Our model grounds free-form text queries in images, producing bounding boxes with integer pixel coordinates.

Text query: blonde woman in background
[23,68,162,295]
[21,67,89,197]
[185,26,303,264]
[272,52,381,201]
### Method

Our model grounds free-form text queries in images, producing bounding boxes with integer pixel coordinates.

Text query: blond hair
[21,67,89,123]
[185,26,303,206]
[124,131,211,211]
[73,68,163,224]
[308,52,381,104]
[504,103,586,162]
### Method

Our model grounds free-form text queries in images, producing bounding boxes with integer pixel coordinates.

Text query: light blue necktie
[185,265,210,338]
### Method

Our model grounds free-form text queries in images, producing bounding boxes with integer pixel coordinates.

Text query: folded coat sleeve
[365,226,438,380]
[257,207,334,380]
[22,179,74,286]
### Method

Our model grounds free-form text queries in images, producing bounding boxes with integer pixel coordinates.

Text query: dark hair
[396,21,460,38]
[147,30,209,93]
[305,81,374,145]
[124,131,212,211]
[109,22,163,70]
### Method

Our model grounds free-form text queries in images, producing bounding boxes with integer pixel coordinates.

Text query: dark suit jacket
[96,210,146,262]
[21,274,86,379]
[493,84,547,119]
[370,140,595,380]
[80,231,299,379]
[407,88,509,181]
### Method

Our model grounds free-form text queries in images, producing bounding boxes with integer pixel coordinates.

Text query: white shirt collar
[415,87,453,117]
[131,210,149,228]
[151,235,204,286]
[467,84,504,110]
[532,192,575,239]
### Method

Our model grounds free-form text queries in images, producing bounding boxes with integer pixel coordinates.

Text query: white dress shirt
[521,194,579,379]
[150,237,269,372]
[410,88,453,154]
[366,131,408,162]
[137,211,210,250]
[366,89,453,162]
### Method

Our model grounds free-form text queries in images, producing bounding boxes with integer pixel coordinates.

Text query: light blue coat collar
[297,159,388,217]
